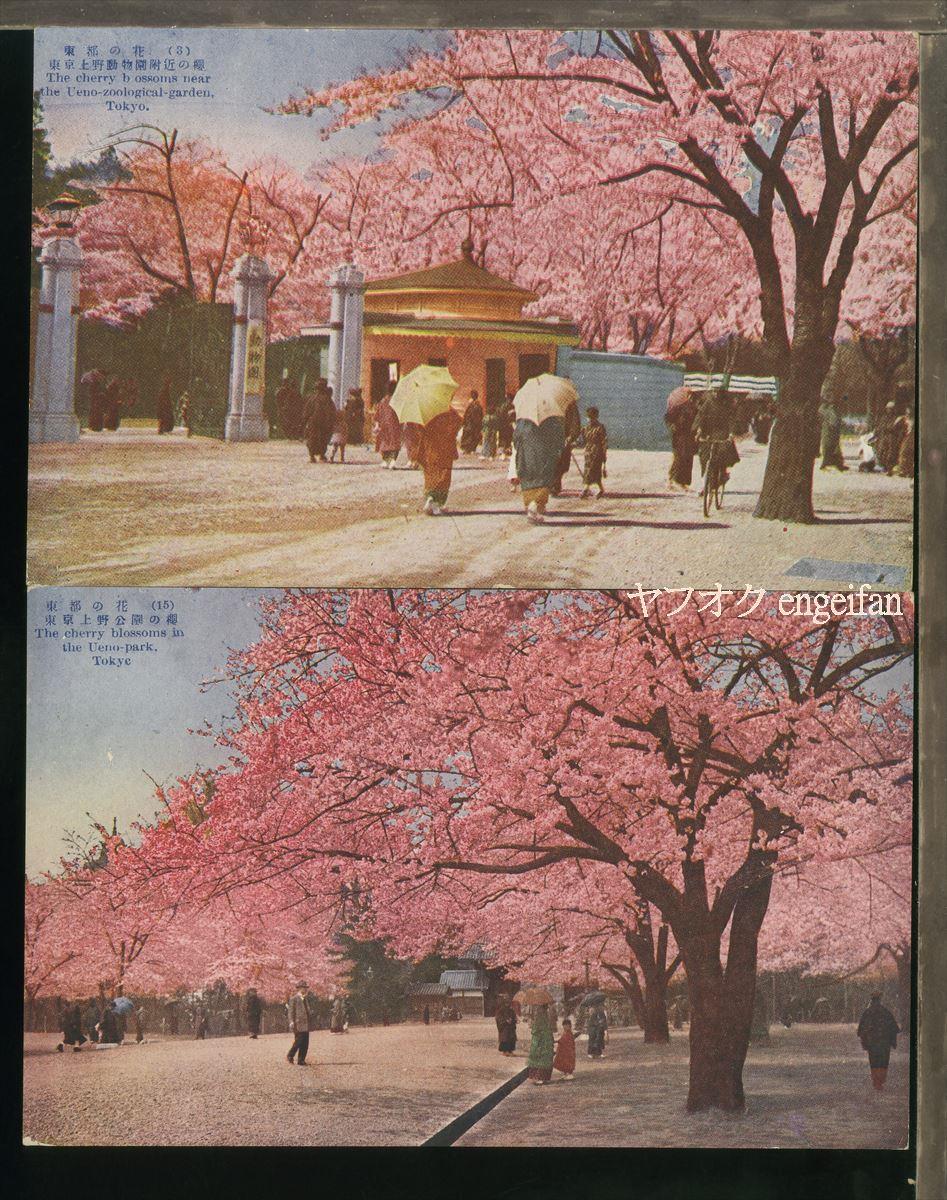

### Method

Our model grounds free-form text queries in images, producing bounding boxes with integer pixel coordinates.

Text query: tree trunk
[682,941,745,1111]
[755,332,836,524]
[641,974,671,1043]
[679,875,773,1111]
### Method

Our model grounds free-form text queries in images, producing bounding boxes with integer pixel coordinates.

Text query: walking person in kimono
[513,415,566,524]
[459,392,484,454]
[527,1004,555,1084]
[374,388,402,467]
[328,403,348,463]
[419,405,464,515]
[553,1017,576,1080]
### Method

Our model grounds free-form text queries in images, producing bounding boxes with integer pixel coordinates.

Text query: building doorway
[370,358,400,406]
[518,353,549,388]
[485,358,506,410]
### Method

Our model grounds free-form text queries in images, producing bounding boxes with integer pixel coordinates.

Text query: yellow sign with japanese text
[244,320,266,396]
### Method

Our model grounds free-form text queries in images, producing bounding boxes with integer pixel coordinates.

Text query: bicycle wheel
[702,463,715,518]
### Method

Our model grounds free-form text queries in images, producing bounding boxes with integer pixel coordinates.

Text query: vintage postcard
[27,25,916,590]
[21,16,929,1181]
[24,584,913,1149]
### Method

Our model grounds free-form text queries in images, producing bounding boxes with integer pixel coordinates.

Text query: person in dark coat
[156,374,175,434]
[553,399,582,495]
[893,411,914,478]
[276,373,304,439]
[481,398,500,459]
[513,415,565,523]
[873,402,901,474]
[303,379,336,462]
[194,1003,209,1040]
[245,988,263,1039]
[344,387,365,446]
[857,994,900,1090]
[57,1003,87,1052]
[84,999,101,1043]
[495,998,517,1055]
[459,393,484,454]
[586,1002,608,1059]
[422,1004,430,1025]
[581,407,608,498]
[751,399,775,445]
[695,390,740,477]
[103,377,123,430]
[98,1004,121,1044]
[818,398,848,471]
[85,369,107,431]
[665,387,698,489]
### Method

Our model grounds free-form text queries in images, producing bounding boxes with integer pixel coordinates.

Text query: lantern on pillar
[47,193,81,230]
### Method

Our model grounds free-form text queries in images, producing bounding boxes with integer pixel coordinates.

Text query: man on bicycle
[694,388,740,481]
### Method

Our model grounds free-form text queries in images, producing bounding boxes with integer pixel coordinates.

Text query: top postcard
[28,27,916,590]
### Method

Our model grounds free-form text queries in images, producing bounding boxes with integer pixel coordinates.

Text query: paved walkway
[458,1023,908,1149]
[22,1021,523,1147]
[28,432,912,589]
[23,1021,906,1148]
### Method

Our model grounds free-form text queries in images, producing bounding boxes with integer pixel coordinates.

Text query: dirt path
[23,1021,522,1147]
[23,1022,907,1148]
[457,1023,908,1149]
[28,433,912,589]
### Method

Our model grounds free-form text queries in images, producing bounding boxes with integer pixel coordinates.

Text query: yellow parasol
[512,373,578,426]
[390,364,459,426]
[512,987,553,1005]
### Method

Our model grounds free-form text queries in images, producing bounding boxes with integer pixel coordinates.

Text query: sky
[34,26,453,176]
[26,587,277,874]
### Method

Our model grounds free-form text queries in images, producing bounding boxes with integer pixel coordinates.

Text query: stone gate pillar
[339,264,365,406]
[30,235,82,444]
[225,254,272,442]
[327,264,365,407]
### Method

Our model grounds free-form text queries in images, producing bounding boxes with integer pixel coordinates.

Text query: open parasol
[390,364,459,426]
[512,987,553,1005]
[578,991,607,1007]
[512,373,577,426]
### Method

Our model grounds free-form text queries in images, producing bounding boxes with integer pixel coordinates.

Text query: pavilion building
[304,240,579,410]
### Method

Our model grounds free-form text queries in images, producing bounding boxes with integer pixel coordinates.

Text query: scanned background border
[6,4,945,1199]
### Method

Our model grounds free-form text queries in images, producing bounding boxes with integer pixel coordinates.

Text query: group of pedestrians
[57,995,143,1052]
[493,995,609,1086]
[81,369,137,432]
[379,386,609,524]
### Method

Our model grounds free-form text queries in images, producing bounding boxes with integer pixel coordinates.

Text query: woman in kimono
[513,415,566,524]
[330,996,346,1034]
[586,1001,608,1059]
[418,406,463,515]
[527,1004,555,1084]
[553,1017,576,1080]
[374,391,402,467]
[495,998,517,1055]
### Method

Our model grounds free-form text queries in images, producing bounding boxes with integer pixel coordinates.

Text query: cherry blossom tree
[280,29,917,522]
[24,879,80,1022]
[138,589,911,1112]
[69,127,330,335]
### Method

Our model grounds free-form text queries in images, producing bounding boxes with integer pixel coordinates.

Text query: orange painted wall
[361,333,561,406]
